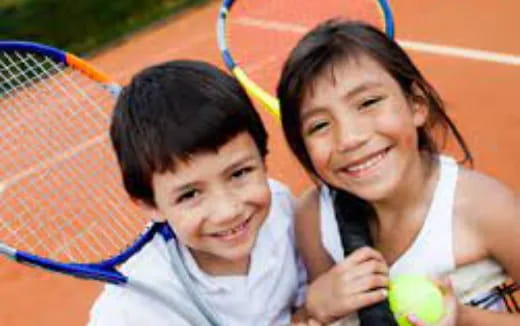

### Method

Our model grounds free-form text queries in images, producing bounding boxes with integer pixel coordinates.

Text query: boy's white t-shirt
[88,179,307,326]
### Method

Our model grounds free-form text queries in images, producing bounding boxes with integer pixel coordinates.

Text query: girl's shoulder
[455,167,519,258]
[294,185,335,279]
[294,185,321,238]
[455,166,520,280]
[296,185,321,215]
[456,167,518,223]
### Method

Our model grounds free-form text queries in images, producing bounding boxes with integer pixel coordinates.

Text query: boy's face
[151,132,270,274]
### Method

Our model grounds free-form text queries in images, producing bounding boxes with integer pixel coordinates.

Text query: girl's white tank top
[319,156,508,325]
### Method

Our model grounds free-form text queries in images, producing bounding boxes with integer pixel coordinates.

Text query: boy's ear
[132,198,156,212]
[409,83,428,128]
[132,199,164,221]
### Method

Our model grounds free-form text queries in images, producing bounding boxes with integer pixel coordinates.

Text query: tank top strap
[390,155,459,277]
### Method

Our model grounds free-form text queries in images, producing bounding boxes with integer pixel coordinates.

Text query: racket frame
[216,0,395,118]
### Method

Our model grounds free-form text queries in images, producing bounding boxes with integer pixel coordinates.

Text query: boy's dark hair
[277,20,472,326]
[110,60,268,207]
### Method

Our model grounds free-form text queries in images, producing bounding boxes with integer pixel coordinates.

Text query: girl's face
[299,54,428,202]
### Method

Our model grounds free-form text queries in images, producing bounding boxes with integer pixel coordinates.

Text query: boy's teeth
[347,152,385,172]
[215,219,247,237]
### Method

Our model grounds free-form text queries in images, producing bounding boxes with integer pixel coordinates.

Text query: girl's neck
[371,152,439,233]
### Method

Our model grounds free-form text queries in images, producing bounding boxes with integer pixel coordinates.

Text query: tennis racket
[217,0,394,119]
[0,41,221,326]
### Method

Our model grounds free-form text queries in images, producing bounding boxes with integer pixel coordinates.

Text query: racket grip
[332,189,398,326]
[358,301,398,326]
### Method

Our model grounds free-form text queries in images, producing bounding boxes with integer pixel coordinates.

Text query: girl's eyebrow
[342,81,384,101]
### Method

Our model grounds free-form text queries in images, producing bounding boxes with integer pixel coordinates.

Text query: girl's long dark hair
[277,20,472,325]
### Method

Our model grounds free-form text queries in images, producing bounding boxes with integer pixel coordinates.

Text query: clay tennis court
[1,0,519,324]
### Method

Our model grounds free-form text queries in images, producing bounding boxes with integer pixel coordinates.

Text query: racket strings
[1,53,103,176]
[0,50,146,263]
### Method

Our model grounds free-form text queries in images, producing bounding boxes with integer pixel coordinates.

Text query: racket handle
[358,302,398,326]
[332,189,398,326]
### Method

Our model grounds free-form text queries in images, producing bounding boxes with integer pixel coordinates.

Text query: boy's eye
[359,96,384,110]
[176,189,199,203]
[305,120,329,135]
[232,166,254,179]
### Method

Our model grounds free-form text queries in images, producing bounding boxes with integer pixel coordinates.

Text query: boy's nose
[209,192,242,223]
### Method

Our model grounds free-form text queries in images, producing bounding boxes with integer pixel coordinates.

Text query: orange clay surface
[1,1,519,324]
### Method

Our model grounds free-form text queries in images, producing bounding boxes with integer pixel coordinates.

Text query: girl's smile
[300,54,427,203]
[336,146,392,179]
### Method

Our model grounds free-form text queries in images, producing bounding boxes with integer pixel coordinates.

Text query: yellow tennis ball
[388,274,445,326]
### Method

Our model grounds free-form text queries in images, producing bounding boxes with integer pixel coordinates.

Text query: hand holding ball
[388,275,445,326]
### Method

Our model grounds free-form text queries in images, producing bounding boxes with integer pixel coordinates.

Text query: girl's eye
[305,120,329,135]
[232,166,254,179]
[176,189,199,204]
[359,96,384,110]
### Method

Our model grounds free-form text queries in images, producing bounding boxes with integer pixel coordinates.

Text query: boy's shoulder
[268,178,292,195]
[88,236,195,325]
[257,178,297,243]
[88,282,193,326]
[266,178,295,215]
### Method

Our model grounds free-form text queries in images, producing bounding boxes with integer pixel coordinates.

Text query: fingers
[290,319,323,326]
[343,272,389,294]
[337,247,388,272]
[308,319,323,326]
[348,288,388,309]
[407,314,426,326]
[305,247,390,322]
[436,277,454,297]
[334,247,389,287]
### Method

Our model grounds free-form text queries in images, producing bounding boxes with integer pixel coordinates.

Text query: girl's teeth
[347,152,385,172]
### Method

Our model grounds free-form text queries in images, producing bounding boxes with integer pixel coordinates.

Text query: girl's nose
[335,115,370,153]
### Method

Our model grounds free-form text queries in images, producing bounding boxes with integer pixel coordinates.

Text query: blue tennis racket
[0,41,221,325]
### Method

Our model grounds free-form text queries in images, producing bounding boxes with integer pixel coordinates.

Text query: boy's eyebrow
[223,154,257,173]
[169,181,199,197]
[301,81,383,121]
[168,154,258,195]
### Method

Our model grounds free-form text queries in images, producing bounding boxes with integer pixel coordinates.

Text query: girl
[277,20,519,325]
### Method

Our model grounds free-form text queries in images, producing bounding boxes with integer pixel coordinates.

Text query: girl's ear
[410,83,429,128]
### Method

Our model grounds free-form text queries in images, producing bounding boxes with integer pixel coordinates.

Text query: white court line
[235,17,520,66]
[398,40,520,66]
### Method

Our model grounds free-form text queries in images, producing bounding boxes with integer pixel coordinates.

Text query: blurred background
[1,0,519,325]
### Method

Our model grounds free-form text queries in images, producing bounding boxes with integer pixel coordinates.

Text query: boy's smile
[151,132,271,275]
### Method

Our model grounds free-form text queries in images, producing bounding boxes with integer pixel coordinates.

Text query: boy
[88,60,306,325]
